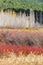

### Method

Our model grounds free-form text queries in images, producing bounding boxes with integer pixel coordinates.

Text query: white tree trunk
[30,9,35,28]
[0,10,30,28]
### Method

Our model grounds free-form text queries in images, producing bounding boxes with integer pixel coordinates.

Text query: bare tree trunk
[40,11,42,25]
[30,9,35,28]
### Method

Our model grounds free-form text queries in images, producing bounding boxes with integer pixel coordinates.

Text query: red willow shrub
[0,44,43,55]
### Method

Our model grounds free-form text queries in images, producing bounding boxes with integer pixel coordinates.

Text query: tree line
[0,0,43,11]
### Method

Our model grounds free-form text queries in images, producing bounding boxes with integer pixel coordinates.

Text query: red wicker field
[0,29,43,65]
[0,45,43,65]
[0,45,43,55]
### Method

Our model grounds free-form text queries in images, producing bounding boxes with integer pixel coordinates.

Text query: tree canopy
[0,0,43,11]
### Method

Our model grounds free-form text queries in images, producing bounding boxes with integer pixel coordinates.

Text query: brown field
[0,28,43,48]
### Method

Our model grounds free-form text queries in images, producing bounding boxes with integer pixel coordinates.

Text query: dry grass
[0,28,43,32]
[0,53,43,65]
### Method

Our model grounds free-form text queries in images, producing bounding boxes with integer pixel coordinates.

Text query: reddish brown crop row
[0,45,43,55]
